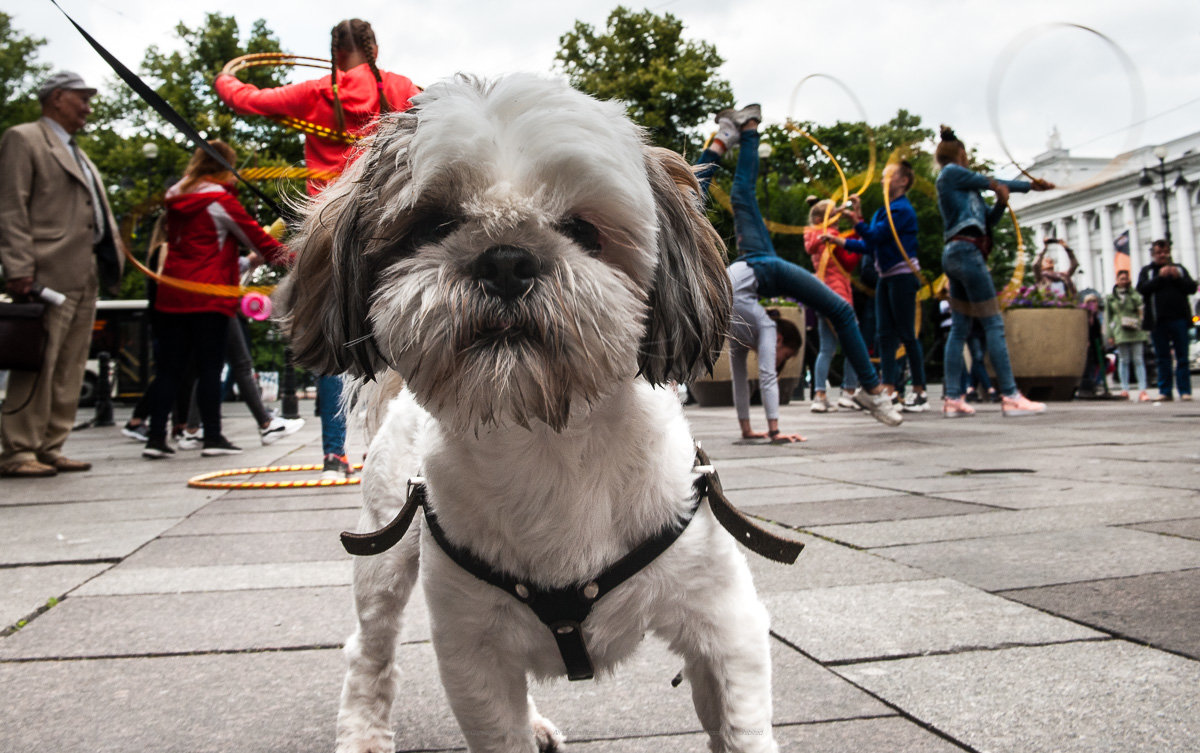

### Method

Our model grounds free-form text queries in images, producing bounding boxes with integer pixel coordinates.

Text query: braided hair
[330,18,388,134]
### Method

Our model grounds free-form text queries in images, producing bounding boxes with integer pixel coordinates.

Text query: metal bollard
[93,351,115,427]
[280,347,300,420]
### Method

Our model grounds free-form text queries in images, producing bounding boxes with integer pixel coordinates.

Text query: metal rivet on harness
[514,584,530,600]
[582,582,599,599]
[555,623,576,634]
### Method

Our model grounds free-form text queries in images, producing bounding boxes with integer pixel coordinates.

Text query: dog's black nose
[472,246,541,300]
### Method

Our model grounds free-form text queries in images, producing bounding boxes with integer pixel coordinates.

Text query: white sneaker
[837,391,860,411]
[713,117,739,150]
[260,416,305,445]
[810,396,835,413]
[854,389,904,427]
[177,428,203,451]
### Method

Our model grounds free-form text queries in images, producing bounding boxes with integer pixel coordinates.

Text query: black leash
[48,0,287,219]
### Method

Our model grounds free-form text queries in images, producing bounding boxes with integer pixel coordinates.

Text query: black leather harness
[340,447,804,681]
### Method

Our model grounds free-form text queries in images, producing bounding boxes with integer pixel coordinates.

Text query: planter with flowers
[996,286,1088,401]
[689,300,806,408]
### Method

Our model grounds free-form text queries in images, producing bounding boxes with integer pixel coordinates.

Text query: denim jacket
[936,163,1031,241]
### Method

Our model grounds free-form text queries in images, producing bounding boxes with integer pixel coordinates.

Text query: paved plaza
[1,393,1198,752]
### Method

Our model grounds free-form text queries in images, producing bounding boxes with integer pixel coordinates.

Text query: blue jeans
[317,374,346,457]
[726,130,880,391]
[942,240,1017,399]
[877,273,926,389]
[1150,318,1192,397]
[815,317,859,392]
[966,329,992,393]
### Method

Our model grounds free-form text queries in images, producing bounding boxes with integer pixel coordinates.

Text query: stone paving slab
[726,481,906,507]
[0,478,221,506]
[4,518,180,565]
[764,578,1102,663]
[807,497,1200,549]
[0,587,355,659]
[73,560,353,596]
[1127,517,1200,541]
[573,716,967,752]
[121,529,349,567]
[0,496,211,525]
[200,488,362,514]
[0,563,109,629]
[744,534,928,592]
[746,496,991,529]
[836,641,1200,753]
[0,649,345,753]
[929,479,1191,508]
[162,507,359,536]
[1001,569,1200,659]
[876,526,1200,591]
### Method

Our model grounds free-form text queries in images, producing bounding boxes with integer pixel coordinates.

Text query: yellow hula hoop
[120,239,278,299]
[188,462,365,489]
[998,205,1027,309]
[219,53,360,145]
[987,23,1145,193]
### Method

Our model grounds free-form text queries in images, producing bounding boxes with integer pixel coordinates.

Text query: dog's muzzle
[471,245,541,300]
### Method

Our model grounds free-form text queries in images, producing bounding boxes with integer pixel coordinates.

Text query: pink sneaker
[1001,393,1046,417]
[942,397,976,418]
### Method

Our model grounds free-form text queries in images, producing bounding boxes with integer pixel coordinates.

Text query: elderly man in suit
[0,71,124,478]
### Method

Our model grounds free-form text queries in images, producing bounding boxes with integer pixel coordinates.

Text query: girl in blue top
[935,126,1054,417]
[822,161,928,411]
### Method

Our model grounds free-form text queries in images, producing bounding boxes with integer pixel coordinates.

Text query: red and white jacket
[157,180,288,317]
[215,64,420,195]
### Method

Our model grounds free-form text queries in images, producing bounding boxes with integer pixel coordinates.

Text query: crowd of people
[0,33,1196,477]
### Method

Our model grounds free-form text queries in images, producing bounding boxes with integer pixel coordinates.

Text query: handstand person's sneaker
[942,397,976,418]
[1001,393,1046,417]
[713,117,740,150]
[837,390,861,411]
[716,103,762,128]
[853,389,904,427]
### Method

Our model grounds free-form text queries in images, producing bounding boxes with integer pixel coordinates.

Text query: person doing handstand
[696,104,904,428]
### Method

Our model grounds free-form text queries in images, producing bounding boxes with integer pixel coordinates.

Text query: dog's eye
[409,213,461,250]
[560,216,602,255]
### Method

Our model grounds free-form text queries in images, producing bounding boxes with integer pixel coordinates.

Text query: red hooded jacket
[157,181,289,316]
[215,64,420,195]
[804,227,862,305]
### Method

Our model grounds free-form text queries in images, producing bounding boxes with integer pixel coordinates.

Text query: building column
[1122,200,1144,272]
[1098,205,1117,284]
[1174,183,1198,276]
[1074,211,1095,292]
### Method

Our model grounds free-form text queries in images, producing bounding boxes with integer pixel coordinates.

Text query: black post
[93,351,115,426]
[1156,156,1173,247]
[280,347,300,419]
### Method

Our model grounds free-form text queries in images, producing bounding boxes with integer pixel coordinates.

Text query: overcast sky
[12,0,1200,178]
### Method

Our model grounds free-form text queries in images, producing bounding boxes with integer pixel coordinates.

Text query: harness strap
[338,450,805,681]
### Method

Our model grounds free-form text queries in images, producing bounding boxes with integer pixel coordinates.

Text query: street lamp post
[1138,145,1188,246]
[758,141,773,223]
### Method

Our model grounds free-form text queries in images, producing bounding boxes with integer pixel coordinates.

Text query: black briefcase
[0,301,46,371]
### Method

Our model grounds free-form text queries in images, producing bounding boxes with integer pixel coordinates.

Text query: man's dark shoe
[201,436,243,457]
[142,439,175,460]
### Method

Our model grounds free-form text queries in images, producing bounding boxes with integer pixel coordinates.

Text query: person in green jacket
[1105,269,1150,401]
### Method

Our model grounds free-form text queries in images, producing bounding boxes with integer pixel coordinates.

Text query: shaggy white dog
[278,74,785,753]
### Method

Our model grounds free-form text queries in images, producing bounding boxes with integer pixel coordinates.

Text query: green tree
[556,6,733,154]
[80,13,302,299]
[0,12,51,134]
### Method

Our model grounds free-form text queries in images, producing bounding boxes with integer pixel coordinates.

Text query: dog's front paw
[531,713,566,752]
[334,729,394,753]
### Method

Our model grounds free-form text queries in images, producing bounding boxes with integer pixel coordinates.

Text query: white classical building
[1007,129,1200,294]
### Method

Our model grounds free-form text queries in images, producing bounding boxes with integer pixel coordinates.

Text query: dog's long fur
[278,74,778,753]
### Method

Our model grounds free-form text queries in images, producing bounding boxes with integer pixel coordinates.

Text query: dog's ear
[637,146,732,385]
[275,117,416,380]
